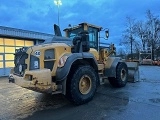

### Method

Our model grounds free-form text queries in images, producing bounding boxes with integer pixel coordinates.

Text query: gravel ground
[0,77,69,120]
[0,65,160,120]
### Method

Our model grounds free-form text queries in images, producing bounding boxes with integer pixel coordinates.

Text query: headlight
[58,56,69,68]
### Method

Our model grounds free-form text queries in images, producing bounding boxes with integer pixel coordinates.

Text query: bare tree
[145,10,160,60]
[121,16,140,59]
[134,21,148,50]
[117,47,126,59]
[121,10,160,60]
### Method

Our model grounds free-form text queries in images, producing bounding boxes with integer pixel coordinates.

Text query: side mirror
[105,29,109,39]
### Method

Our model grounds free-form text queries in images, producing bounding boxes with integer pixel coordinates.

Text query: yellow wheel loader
[9,23,134,105]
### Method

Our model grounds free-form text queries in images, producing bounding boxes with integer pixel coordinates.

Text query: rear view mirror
[105,29,109,39]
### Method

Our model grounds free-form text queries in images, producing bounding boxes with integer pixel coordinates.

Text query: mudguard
[56,52,98,81]
[105,57,122,77]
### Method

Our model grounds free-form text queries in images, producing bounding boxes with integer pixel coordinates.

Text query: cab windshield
[68,27,98,49]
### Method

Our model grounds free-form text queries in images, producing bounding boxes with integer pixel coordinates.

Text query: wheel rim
[121,68,126,81]
[79,75,92,95]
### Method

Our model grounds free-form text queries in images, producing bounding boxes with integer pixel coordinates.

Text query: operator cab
[64,23,102,50]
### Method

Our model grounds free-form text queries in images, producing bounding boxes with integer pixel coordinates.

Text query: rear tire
[108,62,128,88]
[66,65,97,105]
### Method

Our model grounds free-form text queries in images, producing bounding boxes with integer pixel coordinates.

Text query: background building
[0,26,54,76]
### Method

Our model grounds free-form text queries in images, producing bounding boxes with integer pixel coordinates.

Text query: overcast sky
[0,0,160,45]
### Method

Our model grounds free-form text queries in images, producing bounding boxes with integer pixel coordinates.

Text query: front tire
[67,65,97,105]
[108,62,128,88]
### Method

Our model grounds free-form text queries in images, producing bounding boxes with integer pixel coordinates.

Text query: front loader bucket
[125,62,139,82]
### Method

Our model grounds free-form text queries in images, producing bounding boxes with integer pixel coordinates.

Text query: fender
[56,52,98,81]
[105,57,122,77]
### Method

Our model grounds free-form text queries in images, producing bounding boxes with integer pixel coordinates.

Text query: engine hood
[45,36,73,46]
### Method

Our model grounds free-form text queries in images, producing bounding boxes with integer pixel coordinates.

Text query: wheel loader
[9,22,137,105]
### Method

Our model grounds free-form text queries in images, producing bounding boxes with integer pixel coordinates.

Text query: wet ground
[0,66,160,120]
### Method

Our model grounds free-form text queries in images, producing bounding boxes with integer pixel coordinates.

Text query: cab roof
[63,22,102,32]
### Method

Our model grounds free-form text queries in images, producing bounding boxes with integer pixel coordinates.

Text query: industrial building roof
[0,26,54,40]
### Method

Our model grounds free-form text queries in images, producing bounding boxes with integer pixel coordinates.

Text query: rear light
[25,74,33,81]
[28,75,33,80]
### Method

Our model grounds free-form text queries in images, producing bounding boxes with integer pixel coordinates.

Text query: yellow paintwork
[25,43,71,76]
[84,24,88,31]
[24,69,51,85]
[89,48,99,60]
[10,68,57,93]
[10,42,71,93]
[11,22,117,94]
